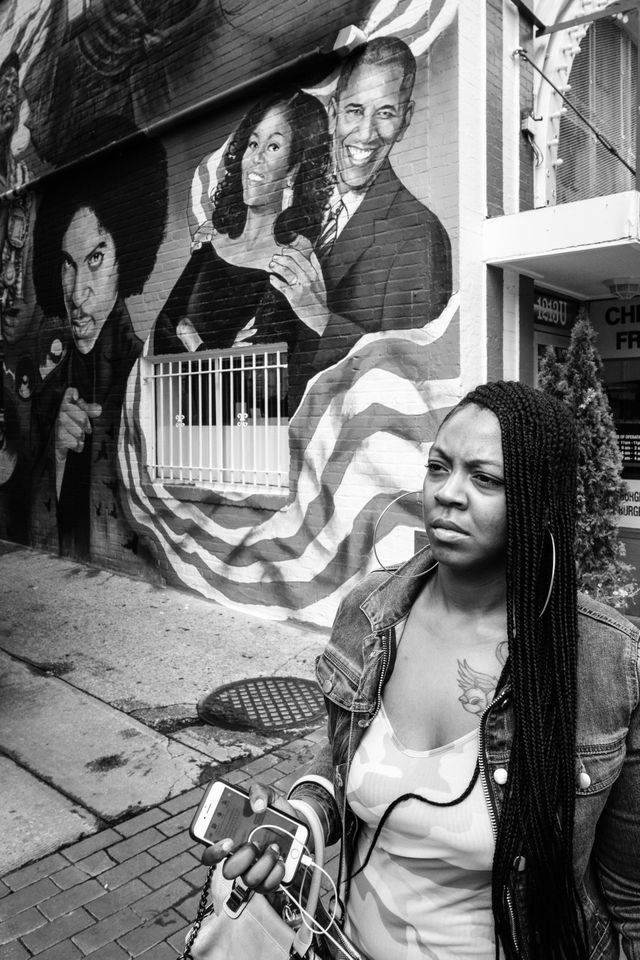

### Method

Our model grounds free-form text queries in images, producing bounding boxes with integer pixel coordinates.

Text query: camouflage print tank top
[344,701,500,959]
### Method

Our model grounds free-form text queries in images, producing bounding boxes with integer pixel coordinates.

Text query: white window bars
[147,346,289,491]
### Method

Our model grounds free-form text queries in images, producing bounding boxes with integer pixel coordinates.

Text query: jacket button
[493,767,508,785]
[578,770,591,789]
[513,855,526,872]
[322,677,334,693]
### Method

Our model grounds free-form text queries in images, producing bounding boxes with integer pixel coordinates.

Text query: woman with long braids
[202,380,640,959]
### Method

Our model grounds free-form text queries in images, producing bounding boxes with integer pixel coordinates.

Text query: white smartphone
[189,779,309,884]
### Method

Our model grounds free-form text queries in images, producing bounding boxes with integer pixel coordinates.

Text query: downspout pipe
[1,41,345,204]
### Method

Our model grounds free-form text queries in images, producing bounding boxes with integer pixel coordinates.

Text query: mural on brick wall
[119,1,462,624]
[10,0,213,166]
[29,120,168,563]
[0,0,217,558]
[151,89,335,416]
[0,42,40,543]
[0,0,461,625]
[0,116,168,567]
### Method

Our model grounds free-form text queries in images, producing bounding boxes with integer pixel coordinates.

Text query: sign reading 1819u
[590,300,640,358]
[533,288,578,331]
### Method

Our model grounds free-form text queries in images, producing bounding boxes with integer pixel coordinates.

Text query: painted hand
[55,386,102,461]
[269,246,329,336]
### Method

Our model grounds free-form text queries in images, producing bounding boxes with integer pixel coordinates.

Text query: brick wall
[0,0,462,625]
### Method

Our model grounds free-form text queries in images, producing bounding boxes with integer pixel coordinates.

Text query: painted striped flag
[118,294,460,626]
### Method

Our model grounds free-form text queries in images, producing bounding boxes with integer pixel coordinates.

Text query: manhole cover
[197,676,325,735]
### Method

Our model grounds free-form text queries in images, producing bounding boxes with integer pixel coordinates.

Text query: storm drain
[196,676,325,735]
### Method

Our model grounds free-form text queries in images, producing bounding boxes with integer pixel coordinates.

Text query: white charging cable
[245,824,343,938]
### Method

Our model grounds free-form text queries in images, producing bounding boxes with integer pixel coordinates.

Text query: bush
[538,310,638,610]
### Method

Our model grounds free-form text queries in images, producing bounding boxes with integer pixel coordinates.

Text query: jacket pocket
[575,737,626,796]
[316,651,364,711]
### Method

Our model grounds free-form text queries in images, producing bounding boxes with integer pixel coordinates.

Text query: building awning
[483,191,640,301]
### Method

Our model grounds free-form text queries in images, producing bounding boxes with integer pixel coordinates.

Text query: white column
[458,0,488,391]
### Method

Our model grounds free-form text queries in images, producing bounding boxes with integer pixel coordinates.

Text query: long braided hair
[458,381,589,960]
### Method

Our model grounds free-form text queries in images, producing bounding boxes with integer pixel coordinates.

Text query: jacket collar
[360,545,438,632]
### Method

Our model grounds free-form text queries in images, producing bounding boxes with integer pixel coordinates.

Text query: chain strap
[178,865,216,960]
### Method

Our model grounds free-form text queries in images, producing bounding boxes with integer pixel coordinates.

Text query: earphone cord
[345,760,480,883]
[247,824,347,945]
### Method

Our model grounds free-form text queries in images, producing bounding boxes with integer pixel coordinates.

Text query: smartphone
[190,779,309,884]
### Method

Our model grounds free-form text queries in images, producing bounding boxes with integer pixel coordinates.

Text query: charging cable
[245,824,350,951]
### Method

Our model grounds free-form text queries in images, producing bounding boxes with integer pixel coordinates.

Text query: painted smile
[346,145,376,165]
[247,171,264,182]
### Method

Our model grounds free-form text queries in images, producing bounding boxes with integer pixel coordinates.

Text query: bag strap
[179,864,215,960]
[179,812,325,960]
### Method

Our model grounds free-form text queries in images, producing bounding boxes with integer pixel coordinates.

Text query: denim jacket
[290,548,640,960]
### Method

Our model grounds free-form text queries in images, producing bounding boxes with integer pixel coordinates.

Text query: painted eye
[267,142,280,152]
[426,461,446,476]
[88,250,104,269]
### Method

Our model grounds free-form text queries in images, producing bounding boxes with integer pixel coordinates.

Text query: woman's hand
[269,241,329,336]
[200,783,305,894]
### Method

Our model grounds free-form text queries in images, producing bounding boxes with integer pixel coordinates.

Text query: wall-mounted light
[604,278,640,301]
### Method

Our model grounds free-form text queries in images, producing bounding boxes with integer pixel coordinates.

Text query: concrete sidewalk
[0,730,332,960]
[0,541,332,958]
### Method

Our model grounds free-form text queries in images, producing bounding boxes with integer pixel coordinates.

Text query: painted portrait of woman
[151,88,332,414]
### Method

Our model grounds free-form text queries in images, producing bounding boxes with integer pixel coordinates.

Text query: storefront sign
[533,288,579,331]
[618,479,640,530]
[617,423,640,465]
[589,299,640,359]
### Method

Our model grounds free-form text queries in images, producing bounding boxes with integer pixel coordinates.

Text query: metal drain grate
[197,676,325,735]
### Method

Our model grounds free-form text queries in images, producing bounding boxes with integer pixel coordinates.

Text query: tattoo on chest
[457,641,507,715]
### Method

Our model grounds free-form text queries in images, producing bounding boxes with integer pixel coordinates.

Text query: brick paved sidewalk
[0,728,332,960]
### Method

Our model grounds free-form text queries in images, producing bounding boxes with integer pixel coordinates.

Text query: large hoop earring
[372,490,437,580]
[538,527,556,619]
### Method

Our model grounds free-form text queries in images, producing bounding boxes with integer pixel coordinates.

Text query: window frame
[141,342,291,507]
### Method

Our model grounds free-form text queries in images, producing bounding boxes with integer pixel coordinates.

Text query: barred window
[146,346,289,492]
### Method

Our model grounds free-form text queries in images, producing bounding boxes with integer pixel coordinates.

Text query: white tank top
[344,700,499,959]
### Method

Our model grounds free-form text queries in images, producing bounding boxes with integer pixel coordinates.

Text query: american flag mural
[118,296,460,625]
[116,0,461,626]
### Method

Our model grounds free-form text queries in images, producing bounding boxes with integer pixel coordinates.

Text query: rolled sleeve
[288,739,341,846]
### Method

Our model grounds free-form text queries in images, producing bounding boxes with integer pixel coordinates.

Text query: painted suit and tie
[314,158,451,371]
[269,37,452,388]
